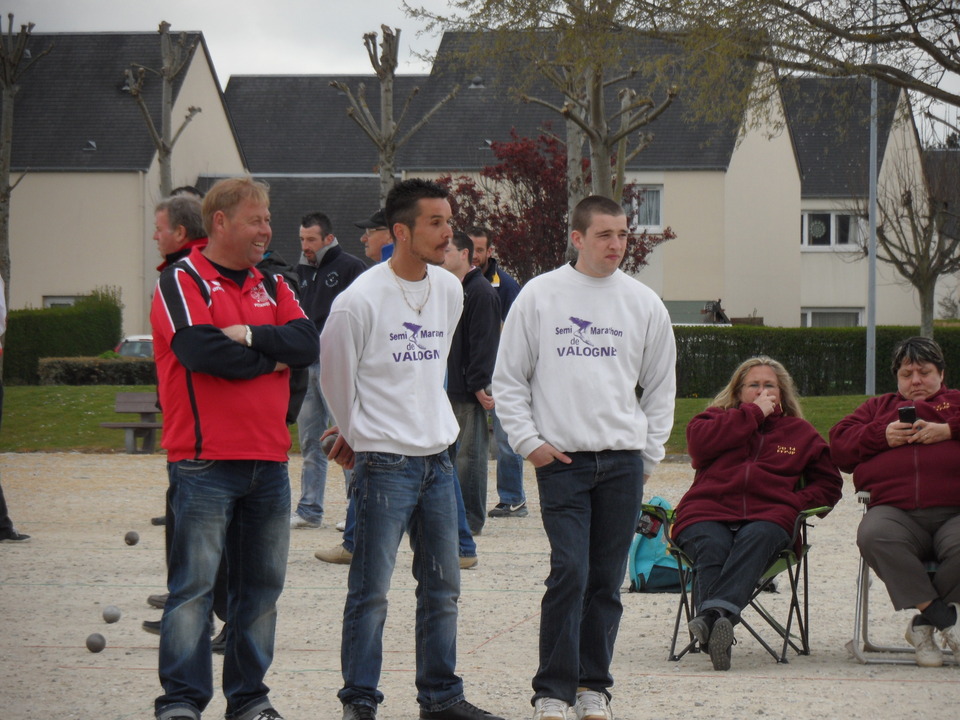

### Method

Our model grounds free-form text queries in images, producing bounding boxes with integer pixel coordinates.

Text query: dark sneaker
[0,531,30,543]
[487,502,528,518]
[147,592,169,609]
[151,516,167,526]
[420,699,505,719]
[211,624,227,654]
[708,616,735,671]
[249,709,284,720]
[342,703,378,720]
[142,619,161,635]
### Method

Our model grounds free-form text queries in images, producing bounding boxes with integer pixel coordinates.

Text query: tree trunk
[0,84,14,294]
[920,279,936,338]
[585,67,613,198]
[159,28,174,198]
[378,71,395,205]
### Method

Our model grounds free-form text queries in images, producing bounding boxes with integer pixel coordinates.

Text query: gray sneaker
[488,502,528,518]
[905,617,943,667]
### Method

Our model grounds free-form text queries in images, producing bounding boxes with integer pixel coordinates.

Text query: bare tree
[407,1,677,210]
[629,1,960,111]
[0,14,51,322]
[330,25,460,205]
[854,148,960,337]
[124,21,201,198]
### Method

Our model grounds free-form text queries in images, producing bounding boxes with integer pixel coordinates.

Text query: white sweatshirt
[493,263,676,471]
[319,262,463,456]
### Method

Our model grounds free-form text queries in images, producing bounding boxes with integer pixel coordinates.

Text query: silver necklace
[388,259,432,315]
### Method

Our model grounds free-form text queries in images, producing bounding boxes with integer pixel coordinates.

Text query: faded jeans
[156,459,290,720]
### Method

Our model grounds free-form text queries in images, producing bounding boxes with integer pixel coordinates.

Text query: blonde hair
[202,177,270,236]
[710,356,804,419]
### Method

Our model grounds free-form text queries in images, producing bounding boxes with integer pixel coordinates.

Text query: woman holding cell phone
[830,336,960,667]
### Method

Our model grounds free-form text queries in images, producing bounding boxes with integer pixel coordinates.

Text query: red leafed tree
[439,128,674,285]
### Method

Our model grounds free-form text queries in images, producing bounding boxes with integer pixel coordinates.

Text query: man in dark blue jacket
[291,212,366,529]
[443,231,500,535]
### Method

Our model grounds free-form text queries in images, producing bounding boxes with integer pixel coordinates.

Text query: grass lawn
[1,385,868,456]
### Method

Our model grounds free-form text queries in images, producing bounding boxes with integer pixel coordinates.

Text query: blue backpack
[627,496,689,593]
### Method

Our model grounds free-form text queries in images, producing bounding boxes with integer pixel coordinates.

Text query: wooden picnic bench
[100,392,162,454]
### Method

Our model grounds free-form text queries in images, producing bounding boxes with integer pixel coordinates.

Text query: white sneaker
[290,514,321,529]
[336,519,347,532]
[574,689,612,720]
[533,697,569,720]
[905,617,943,667]
[940,602,960,655]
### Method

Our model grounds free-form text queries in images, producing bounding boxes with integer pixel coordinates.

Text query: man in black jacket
[291,212,366,529]
[442,231,501,535]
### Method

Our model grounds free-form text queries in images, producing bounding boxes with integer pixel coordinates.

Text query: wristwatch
[244,325,253,347]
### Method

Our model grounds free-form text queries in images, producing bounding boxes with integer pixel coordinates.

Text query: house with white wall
[7,31,245,336]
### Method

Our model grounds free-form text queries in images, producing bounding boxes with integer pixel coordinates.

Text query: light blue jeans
[491,407,525,506]
[338,451,465,712]
[450,400,490,535]
[156,459,290,720]
[295,362,330,524]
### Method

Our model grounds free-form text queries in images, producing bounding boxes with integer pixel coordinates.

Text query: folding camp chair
[849,491,956,665]
[640,500,830,664]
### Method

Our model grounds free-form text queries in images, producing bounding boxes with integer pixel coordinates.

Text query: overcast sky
[12,0,451,84]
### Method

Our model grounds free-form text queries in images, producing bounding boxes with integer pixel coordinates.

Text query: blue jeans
[491,408,525,506]
[449,400,490,535]
[156,460,291,720]
[676,520,790,619]
[533,450,644,706]
[342,467,476,559]
[295,362,330,524]
[338,451,464,712]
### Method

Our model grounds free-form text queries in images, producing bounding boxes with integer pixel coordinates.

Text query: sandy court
[1,452,958,720]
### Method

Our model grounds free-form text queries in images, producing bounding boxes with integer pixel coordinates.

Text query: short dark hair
[385,178,449,239]
[301,212,333,237]
[451,230,474,262]
[571,195,625,234]
[156,195,204,241]
[891,336,946,376]
[467,226,491,246]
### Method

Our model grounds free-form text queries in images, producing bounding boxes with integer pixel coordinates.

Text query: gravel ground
[1,452,958,720]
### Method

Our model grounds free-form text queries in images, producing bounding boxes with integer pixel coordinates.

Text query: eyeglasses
[364,227,388,236]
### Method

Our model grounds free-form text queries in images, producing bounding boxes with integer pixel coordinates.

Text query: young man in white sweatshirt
[493,195,676,720]
[319,179,505,720]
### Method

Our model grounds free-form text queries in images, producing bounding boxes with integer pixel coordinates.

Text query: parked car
[114,334,153,358]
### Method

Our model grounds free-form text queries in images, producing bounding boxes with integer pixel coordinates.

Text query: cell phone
[898,406,917,424]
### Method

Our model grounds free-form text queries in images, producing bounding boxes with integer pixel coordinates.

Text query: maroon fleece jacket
[673,403,843,539]
[829,386,960,510]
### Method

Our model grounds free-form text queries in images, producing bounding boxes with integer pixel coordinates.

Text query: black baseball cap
[354,208,387,229]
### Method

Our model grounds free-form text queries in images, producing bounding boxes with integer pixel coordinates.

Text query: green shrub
[38,357,156,385]
[674,326,960,398]
[3,287,123,384]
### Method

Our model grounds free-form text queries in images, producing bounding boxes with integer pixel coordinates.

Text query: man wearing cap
[355,209,393,263]
[291,212,366,530]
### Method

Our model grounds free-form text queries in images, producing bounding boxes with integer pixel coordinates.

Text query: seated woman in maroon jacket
[673,357,843,671]
[830,336,960,668]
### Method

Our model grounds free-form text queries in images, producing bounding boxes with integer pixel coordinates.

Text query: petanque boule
[102,605,122,623]
[321,432,340,456]
[124,530,139,546]
[86,632,106,653]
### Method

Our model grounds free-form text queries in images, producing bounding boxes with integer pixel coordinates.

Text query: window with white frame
[800,308,862,327]
[625,186,662,231]
[43,295,80,308]
[801,211,860,248]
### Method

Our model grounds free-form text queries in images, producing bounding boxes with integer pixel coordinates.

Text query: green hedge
[3,288,123,384]
[674,326,960,398]
[37,357,156,386]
